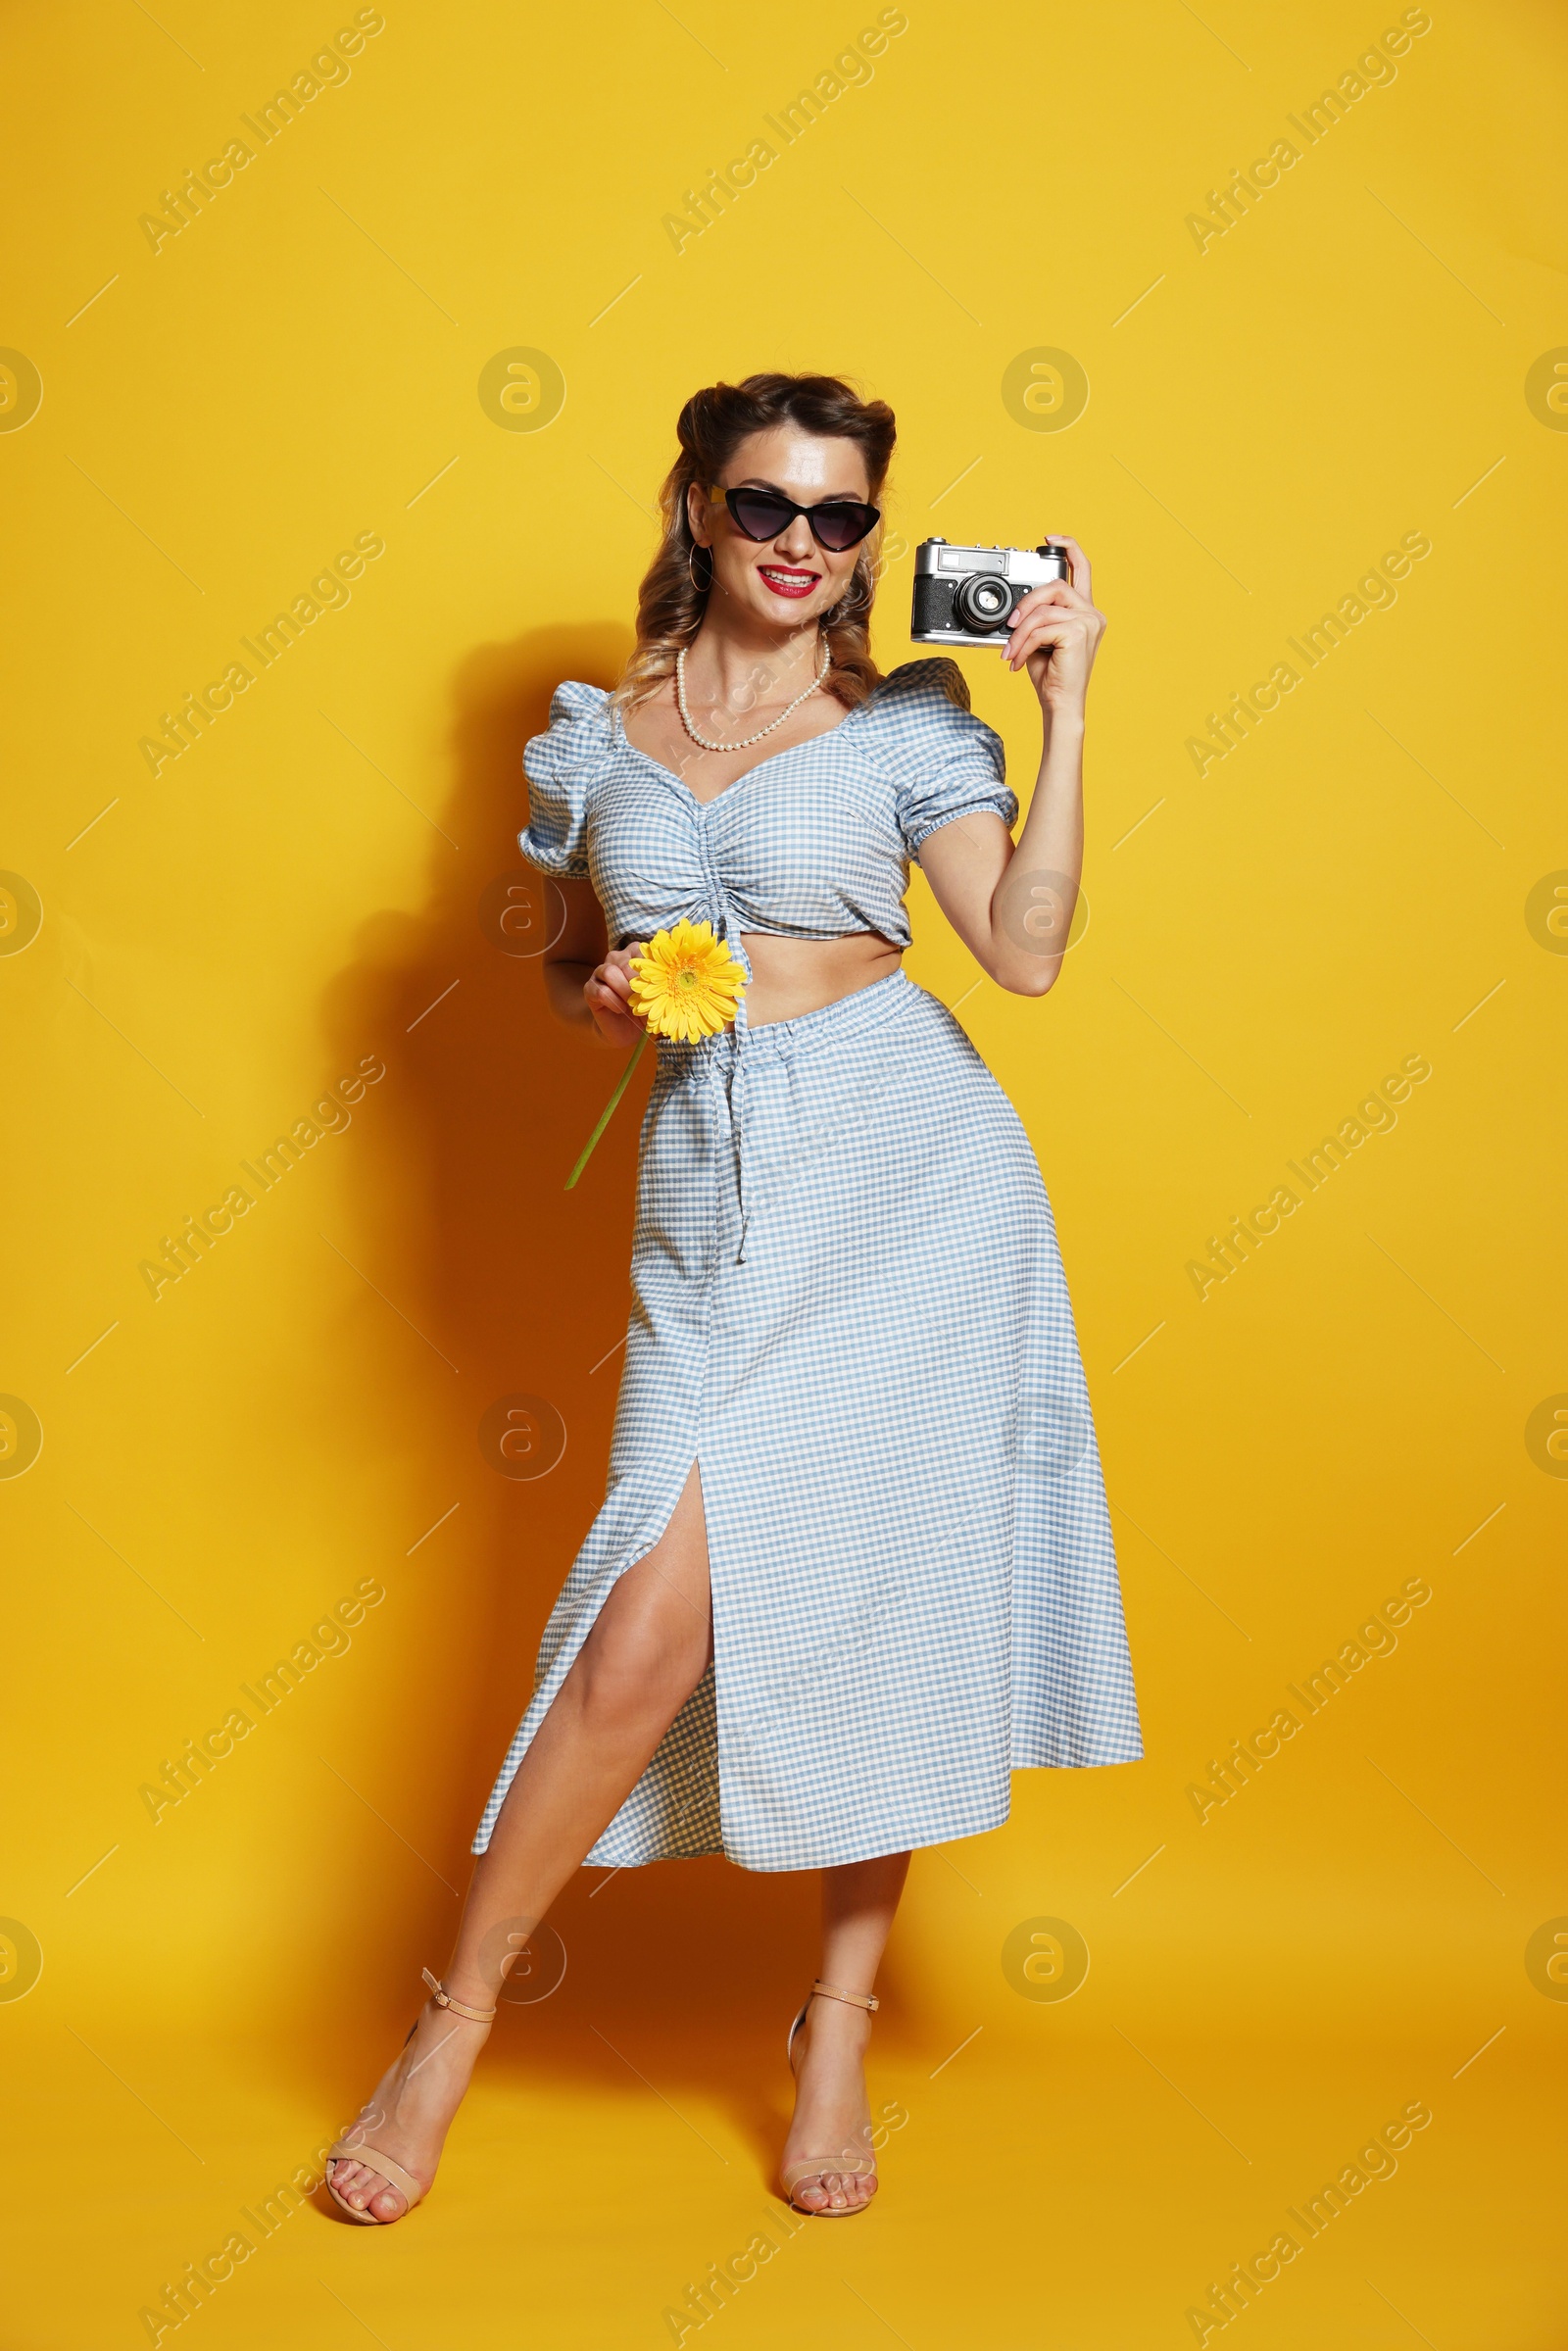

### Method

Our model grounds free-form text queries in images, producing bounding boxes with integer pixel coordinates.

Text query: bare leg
[329,1464,712,2221]
[780,1848,910,2214]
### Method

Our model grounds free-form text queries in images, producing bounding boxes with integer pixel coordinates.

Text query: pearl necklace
[674,639,830,753]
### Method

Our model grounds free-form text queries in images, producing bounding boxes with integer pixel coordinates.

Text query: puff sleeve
[877,661,1017,862]
[518,680,611,878]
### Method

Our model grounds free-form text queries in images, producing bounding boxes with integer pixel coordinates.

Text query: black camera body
[911,537,1069,645]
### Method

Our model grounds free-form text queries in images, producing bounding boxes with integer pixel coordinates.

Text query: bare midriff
[738,930,904,1027]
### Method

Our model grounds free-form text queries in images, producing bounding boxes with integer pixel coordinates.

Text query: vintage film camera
[910,537,1069,646]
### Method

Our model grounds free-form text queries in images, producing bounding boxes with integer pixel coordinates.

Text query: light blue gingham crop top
[517,658,1017,957]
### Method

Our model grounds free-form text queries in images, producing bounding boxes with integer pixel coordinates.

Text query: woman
[327,371,1141,2227]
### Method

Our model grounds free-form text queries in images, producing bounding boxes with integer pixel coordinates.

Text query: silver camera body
[911,537,1068,646]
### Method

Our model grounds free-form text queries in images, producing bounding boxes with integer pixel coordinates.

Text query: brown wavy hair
[615,372,897,713]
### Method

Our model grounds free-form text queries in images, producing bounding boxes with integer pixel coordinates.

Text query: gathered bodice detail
[517,660,1017,1001]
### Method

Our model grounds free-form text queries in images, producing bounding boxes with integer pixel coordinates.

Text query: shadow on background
[313,622,851,2177]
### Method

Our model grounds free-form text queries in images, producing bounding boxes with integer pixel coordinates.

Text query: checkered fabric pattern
[515,659,1017,965]
[472,666,1142,1870]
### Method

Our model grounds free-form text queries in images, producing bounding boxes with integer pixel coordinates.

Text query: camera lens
[954,572,1013,632]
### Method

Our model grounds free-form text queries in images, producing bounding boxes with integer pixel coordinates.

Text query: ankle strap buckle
[421,1967,497,2024]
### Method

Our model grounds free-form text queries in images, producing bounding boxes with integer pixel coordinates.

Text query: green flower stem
[564,1030,650,1191]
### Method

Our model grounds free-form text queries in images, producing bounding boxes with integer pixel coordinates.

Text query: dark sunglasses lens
[810,502,878,551]
[726,489,796,541]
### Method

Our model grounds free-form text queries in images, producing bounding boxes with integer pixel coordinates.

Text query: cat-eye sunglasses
[708,482,881,553]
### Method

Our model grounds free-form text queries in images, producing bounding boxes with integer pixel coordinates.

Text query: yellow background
[4,1,1564,2343]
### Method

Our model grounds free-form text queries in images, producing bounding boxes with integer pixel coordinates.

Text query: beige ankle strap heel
[781,1979,882,2217]
[324,1969,497,2226]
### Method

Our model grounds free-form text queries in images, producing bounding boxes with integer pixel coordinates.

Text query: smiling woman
[326,369,1139,2232]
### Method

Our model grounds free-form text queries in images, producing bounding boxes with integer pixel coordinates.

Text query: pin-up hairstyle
[615,371,898,711]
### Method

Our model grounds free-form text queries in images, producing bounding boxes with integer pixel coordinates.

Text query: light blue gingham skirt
[473,968,1141,1871]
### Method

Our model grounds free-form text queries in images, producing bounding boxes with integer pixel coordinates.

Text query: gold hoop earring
[687,544,713,595]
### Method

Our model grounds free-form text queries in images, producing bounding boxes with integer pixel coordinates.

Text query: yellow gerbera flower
[564,918,747,1190]
[628,918,748,1043]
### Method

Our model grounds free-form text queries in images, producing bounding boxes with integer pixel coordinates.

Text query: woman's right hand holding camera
[584,943,648,1048]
